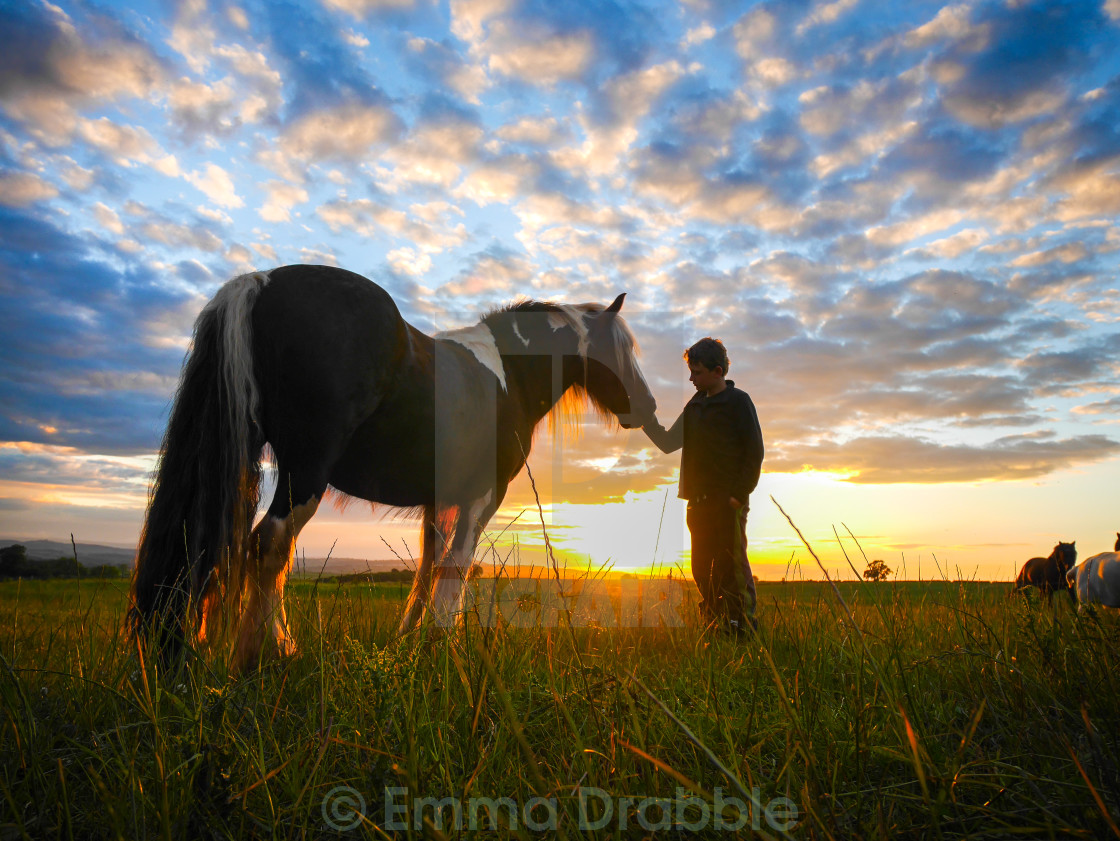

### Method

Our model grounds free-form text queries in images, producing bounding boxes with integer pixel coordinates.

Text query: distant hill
[0,539,135,567]
[290,557,415,576]
[0,540,415,574]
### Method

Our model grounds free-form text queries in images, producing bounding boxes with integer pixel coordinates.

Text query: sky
[0,0,1118,581]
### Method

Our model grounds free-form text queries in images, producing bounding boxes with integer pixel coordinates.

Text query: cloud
[318,197,468,253]
[564,60,687,175]
[134,216,224,253]
[0,2,165,143]
[387,247,432,276]
[435,244,533,299]
[904,227,989,259]
[903,4,985,50]
[497,116,568,146]
[259,181,309,223]
[799,78,919,138]
[795,0,859,36]
[453,0,657,89]
[0,206,197,453]
[682,22,715,48]
[92,202,125,235]
[1010,241,1090,268]
[767,432,1120,483]
[485,22,595,84]
[732,6,801,88]
[75,118,180,175]
[269,103,403,176]
[405,37,490,103]
[165,51,283,140]
[379,109,485,189]
[932,2,1105,128]
[0,171,59,207]
[1049,157,1120,222]
[324,0,419,15]
[666,89,764,146]
[185,164,244,209]
[733,7,778,60]
[263,0,399,118]
[1073,395,1120,417]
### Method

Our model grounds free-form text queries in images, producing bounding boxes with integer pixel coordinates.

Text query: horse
[1012,541,1077,605]
[1066,547,1120,610]
[128,264,656,669]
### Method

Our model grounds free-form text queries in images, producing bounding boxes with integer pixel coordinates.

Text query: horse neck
[503,350,585,428]
[485,305,597,429]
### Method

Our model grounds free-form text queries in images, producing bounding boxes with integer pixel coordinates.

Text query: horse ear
[605,293,625,314]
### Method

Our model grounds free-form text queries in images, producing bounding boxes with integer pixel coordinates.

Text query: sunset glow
[1,0,1118,580]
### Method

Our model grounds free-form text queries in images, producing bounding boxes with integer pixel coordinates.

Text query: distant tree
[0,545,123,579]
[43,556,80,578]
[0,544,29,578]
[863,559,892,582]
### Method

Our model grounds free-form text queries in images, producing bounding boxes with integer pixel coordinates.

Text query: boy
[643,338,764,633]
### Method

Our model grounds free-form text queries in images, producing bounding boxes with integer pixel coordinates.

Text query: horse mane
[484,298,640,441]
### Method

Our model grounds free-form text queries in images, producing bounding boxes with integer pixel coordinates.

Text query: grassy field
[1,562,1119,839]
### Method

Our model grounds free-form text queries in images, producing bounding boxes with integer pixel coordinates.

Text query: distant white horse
[1066,551,1120,609]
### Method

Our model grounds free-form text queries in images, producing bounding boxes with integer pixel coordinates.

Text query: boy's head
[684,337,729,375]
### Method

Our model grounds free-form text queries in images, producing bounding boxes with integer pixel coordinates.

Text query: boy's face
[688,360,723,393]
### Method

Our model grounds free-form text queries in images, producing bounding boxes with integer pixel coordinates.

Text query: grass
[1,544,1119,839]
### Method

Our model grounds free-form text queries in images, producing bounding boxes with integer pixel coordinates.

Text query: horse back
[250,266,419,447]
[1017,556,1049,588]
[1076,552,1120,607]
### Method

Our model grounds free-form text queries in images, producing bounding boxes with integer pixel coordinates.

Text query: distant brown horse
[1013,541,1077,605]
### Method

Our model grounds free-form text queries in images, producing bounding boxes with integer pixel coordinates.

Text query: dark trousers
[686,497,756,626]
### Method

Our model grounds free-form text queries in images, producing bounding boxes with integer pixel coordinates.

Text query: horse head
[1053,541,1077,571]
[580,294,656,429]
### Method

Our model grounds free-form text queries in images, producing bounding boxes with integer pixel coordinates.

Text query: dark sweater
[644,380,764,503]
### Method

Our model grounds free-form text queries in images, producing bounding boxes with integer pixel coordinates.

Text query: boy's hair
[685,337,729,374]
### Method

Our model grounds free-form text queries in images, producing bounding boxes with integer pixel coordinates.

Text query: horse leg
[430,491,497,626]
[397,506,450,634]
[233,473,323,670]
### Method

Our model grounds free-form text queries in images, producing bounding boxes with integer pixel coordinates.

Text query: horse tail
[129,271,271,665]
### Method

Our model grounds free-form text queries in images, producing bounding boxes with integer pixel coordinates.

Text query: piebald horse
[1013,541,1077,606]
[129,265,656,669]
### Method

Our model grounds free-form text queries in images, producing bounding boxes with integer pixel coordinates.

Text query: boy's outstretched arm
[642,411,684,454]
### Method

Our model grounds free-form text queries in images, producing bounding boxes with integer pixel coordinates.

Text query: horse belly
[1019,558,1048,589]
[327,408,436,507]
